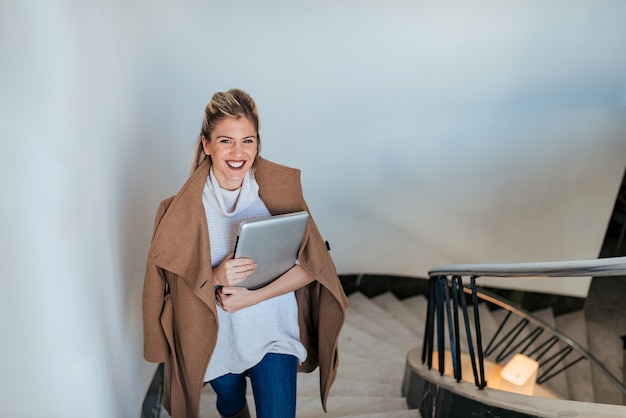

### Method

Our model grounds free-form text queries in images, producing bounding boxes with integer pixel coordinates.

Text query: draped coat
[142,156,348,418]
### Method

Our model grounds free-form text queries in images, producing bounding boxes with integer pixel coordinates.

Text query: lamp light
[499,354,539,396]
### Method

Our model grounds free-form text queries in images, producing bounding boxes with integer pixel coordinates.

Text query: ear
[201,135,210,155]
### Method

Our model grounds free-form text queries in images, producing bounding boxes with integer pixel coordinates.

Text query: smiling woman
[201,116,258,191]
[193,89,261,176]
[142,88,348,418]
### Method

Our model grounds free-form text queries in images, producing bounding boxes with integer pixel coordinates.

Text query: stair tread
[586,320,625,405]
[532,307,570,399]
[301,378,402,397]
[299,367,403,389]
[338,350,400,366]
[371,292,425,337]
[344,410,422,418]
[336,366,405,384]
[400,294,429,320]
[348,292,419,345]
[340,322,410,362]
[555,309,595,402]
[296,396,411,418]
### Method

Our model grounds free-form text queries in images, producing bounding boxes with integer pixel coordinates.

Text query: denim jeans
[209,353,298,418]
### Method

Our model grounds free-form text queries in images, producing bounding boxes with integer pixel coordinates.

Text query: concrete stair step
[339,322,407,364]
[295,396,412,418]
[371,292,425,338]
[531,307,570,399]
[339,350,404,369]
[554,309,595,402]
[335,358,405,381]
[298,368,401,397]
[586,319,625,405]
[348,292,419,347]
[341,411,422,418]
[400,294,429,324]
[161,393,256,418]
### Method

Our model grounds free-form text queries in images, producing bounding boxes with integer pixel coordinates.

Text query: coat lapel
[148,160,214,298]
[255,156,305,215]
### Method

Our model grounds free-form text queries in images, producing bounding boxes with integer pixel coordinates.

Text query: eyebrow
[215,135,257,140]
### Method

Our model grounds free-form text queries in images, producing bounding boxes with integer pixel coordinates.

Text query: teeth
[227,161,244,168]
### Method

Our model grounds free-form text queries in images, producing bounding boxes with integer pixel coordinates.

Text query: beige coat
[142,157,348,418]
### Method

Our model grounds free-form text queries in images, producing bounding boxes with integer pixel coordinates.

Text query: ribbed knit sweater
[202,168,307,382]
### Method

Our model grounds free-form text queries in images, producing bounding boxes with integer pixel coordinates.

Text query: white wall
[1,1,625,417]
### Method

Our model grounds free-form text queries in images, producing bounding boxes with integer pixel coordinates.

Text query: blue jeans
[209,353,298,418]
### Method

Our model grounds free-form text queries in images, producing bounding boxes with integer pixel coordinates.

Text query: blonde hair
[192,88,261,172]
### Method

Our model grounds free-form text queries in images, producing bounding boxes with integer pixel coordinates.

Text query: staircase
[158,290,423,417]
[158,283,626,417]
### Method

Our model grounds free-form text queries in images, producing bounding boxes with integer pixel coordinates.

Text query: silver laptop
[233,211,310,289]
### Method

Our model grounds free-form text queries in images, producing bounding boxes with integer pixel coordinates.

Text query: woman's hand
[216,286,260,313]
[215,264,315,314]
[212,253,256,287]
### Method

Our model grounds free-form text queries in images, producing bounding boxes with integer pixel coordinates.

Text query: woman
[142,88,348,418]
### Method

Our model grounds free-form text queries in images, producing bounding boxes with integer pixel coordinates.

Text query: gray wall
[2,1,625,417]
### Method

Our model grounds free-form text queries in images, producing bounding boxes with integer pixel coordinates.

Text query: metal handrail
[429,256,626,277]
[422,256,626,401]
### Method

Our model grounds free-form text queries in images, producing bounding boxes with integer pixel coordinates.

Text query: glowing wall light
[499,354,539,396]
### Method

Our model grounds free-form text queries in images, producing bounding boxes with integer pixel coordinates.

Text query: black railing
[422,256,626,399]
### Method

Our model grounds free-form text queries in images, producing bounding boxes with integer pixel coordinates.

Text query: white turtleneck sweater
[202,168,307,382]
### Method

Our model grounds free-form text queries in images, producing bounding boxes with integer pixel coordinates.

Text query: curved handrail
[422,256,626,403]
[429,256,626,277]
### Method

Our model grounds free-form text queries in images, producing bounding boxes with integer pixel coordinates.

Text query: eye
[219,138,232,144]
[243,138,256,144]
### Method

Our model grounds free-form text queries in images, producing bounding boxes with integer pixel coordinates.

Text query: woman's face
[202,116,258,190]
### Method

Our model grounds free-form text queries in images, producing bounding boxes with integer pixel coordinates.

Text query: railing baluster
[442,276,458,378]
[437,276,446,375]
[458,276,480,387]
[496,319,529,362]
[537,355,584,384]
[470,276,487,389]
[494,322,543,359]
[520,327,544,355]
[530,336,559,362]
[451,276,462,381]
[537,345,573,381]
[484,311,512,357]
[422,276,437,369]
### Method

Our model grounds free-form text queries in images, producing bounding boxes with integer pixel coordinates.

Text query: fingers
[214,257,256,287]
[226,258,256,284]
[230,257,256,273]
[216,286,253,313]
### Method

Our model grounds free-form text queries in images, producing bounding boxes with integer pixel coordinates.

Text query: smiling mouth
[227,161,245,169]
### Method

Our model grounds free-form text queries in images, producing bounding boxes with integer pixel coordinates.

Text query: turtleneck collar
[205,167,260,216]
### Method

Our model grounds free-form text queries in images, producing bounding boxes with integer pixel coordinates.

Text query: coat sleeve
[142,199,172,363]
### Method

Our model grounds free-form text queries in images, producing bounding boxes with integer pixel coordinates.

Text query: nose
[232,141,243,155]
